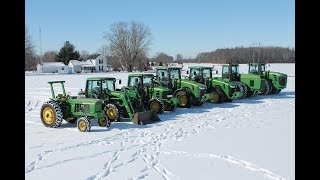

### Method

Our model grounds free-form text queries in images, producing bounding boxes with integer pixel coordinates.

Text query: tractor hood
[153,86,173,93]
[181,79,207,89]
[211,79,236,88]
[267,71,287,77]
[241,73,263,80]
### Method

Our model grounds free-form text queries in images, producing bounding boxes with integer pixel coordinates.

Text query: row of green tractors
[40,62,287,132]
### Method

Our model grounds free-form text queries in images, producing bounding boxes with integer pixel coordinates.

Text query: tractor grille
[279,76,287,86]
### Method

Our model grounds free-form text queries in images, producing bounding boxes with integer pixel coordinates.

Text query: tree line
[25,22,295,71]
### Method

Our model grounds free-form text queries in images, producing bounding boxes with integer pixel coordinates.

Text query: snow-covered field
[25,63,295,180]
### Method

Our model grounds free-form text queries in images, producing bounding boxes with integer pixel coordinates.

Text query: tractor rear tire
[148,98,164,114]
[234,82,245,99]
[240,83,249,97]
[274,89,281,94]
[40,101,63,128]
[77,117,91,132]
[105,103,121,122]
[175,91,191,108]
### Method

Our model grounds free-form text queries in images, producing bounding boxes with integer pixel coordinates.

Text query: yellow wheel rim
[178,95,188,106]
[150,101,160,112]
[78,121,87,131]
[211,92,219,103]
[99,118,106,126]
[107,108,116,120]
[43,107,55,124]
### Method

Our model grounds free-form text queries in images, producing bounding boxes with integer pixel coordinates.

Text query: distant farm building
[36,62,65,73]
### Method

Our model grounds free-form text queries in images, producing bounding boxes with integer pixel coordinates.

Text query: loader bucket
[133,110,160,125]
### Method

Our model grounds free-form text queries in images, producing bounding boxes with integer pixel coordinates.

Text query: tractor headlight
[167,94,173,98]
[199,87,206,90]
[229,85,236,88]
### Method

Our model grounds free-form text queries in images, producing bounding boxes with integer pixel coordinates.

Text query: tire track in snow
[162,150,286,180]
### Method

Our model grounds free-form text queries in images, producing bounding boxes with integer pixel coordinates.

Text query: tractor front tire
[98,117,111,127]
[175,91,191,108]
[148,98,164,114]
[210,87,223,103]
[40,101,63,128]
[105,103,121,122]
[77,117,91,132]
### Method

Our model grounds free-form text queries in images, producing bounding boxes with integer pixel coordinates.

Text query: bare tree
[175,53,183,63]
[42,50,58,62]
[104,21,152,72]
[153,52,174,66]
[25,26,38,70]
[79,50,90,61]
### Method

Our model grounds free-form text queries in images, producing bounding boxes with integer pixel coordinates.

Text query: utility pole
[250,42,262,63]
[39,27,43,63]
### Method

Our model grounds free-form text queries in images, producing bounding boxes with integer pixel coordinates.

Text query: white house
[68,60,82,73]
[86,54,109,72]
[57,66,72,74]
[37,62,65,73]
[81,59,96,73]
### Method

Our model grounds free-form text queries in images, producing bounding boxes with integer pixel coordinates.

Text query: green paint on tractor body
[127,74,178,112]
[220,63,266,97]
[82,77,160,124]
[155,66,213,107]
[187,66,242,102]
[248,63,287,93]
[47,81,105,120]
[40,81,109,132]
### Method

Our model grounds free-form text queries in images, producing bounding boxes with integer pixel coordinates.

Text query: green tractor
[155,66,213,107]
[248,62,287,94]
[127,74,178,114]
[40,81,110,132]
[220,62,266,97]
[80,77,160,125]
[186,66,243,103]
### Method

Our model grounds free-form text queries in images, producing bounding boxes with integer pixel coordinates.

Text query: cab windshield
[203,68,212,78]
[102,79,115,91]
[261,64,266,72]
[143,75,153,87]
[169,69,181,79]
[231,65,239,74]
[249,64,258,73]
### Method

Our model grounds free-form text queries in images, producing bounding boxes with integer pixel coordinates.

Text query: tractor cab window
[222,66,229,74]
[203,68,212,78]
[143,76,153,87]
[249,64,258,73]
[157,70,169,81]
[169,69,180,80]
[190,69,201,81]
[231,65,239,74]
[261,64,266,72]
[102,79,115,91]
[87,80,101,98]
[129,77,142,88]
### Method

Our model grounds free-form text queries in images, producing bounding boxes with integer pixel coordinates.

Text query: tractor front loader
[248,62,287,94]
[127,74,178,114]
[40,81,110,132]
[187,66,242,103]
[82,77,160,125]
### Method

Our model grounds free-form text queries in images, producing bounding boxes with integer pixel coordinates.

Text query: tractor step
[133,110,160,125]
